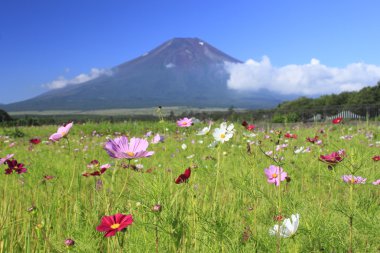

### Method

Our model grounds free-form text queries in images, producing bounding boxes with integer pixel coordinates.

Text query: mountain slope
[5,38,286,111]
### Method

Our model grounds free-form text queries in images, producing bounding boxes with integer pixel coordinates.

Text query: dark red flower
[29,138,41,145]
[284,133,297,139]
[332,117,343,124]
[372,155,380,161]
[319,150,345,165]
[306,136,319,143]
[241,121,248,127]
[5,159,27,174]
[44,175,55,180]
[175,167,191,184]
[96,213,133,237]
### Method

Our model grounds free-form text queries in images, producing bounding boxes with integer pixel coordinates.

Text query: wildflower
[64,238,75,247]
[196,123,212,135]
[96,213,133,237]
[212,122,234,143]
[177,117,193,127]
[269,214,300,238]
[332,117,343,124]
[0,154,14,164]
[306,136,319,143]
[340,135,353,140]
[29,138,41,145]
[152,204,162,212]
[5,159,27,174]
[175,167,191,184]
[151,134,164,144]
[82,164,110,177]
[319,150,345,165]
[372,179,380,185]
[264,165,287,186]
[242,121,255,131]
[43,175,55,180]
[284,133,297,139]
[181,143,187,150]
[49,122,73,142]
[342,175,367,184]
[246,124,255,131]
[372,155,380,161]
[104,136,154,160]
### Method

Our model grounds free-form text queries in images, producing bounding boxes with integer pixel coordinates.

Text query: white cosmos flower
[212,122,235,143]
[181,143,187,150]
[294,146,304,154]
[269,213,300,238]
[196,122,212,135]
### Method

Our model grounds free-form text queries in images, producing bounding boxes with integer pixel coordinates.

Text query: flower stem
[349,183,353,253]
[213,145,222,212]
[277,179,282,253]
[155,215,159,253]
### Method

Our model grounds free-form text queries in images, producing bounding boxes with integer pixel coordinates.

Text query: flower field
[0,119,379,252]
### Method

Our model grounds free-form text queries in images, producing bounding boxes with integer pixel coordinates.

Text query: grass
[0,120,379,252]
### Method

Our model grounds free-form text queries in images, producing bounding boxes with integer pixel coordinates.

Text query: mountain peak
[4,37,282,111]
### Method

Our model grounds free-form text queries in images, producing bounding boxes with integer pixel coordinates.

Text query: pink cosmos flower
[372,179,380,185]
[151,133,164,144]
[342,175,366,184]
[264,165,287,186]
[0,154,14,164]
[104,136,154,159]
[177,117,193,127]
[49,122,73,142]
[319,150,345,165]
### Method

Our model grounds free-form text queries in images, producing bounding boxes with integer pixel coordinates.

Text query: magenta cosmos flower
[342,175,366,184]
[104,136,154,159]
[49,122,73,142]
[264,165,287,186]
[319,150,345,165]
[96,213,133,237]
[177,117,193,127]
[372,179,380,185]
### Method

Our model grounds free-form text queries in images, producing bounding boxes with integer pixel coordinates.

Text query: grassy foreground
[0,121,379,252]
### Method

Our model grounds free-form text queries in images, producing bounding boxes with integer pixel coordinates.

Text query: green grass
[0,121,379,252]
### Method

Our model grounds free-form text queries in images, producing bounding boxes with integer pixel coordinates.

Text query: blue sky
[1,0,380,103]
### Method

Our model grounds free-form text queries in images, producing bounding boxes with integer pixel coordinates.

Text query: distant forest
[267,81,380,122]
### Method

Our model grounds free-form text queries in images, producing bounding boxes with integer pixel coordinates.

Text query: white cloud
[43,68,112,89]
[225,57,380,95]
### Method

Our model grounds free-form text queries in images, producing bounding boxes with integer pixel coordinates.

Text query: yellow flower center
[182,122,188,126]
[272,173,278,178]
[220,133,225,139]
[350,178,355,184]
[126,152,135,157]
[111,223,120,229]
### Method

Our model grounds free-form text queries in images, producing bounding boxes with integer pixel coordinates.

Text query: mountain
[4,38,290,111]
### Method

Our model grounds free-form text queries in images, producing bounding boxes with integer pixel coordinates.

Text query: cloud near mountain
[225,56,380,95]
[43,68,113,89]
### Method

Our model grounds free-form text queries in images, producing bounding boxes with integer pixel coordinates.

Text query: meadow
[0,119,379,252]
